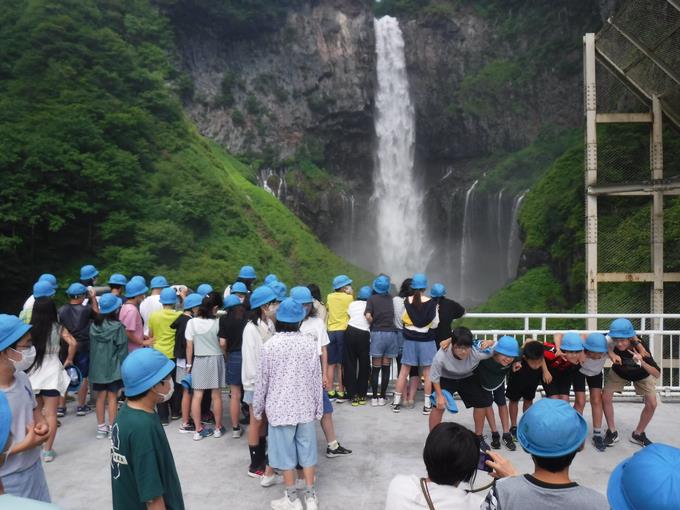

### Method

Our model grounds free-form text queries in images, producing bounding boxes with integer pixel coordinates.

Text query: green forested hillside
[0,0,370,310]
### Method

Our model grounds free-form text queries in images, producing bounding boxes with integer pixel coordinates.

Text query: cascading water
[507,192,527,278]
[459,180,478,297]
[372,16,429,279]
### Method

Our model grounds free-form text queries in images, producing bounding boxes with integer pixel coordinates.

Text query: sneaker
[422,405,432,416]
[213,426,226,438]
[170,413,181,421]
[248,466,265,478]
[41,449,56,463]
[392,403,401,413]
[490,432,501,449]
[327,390,337,401]
[478,435,491,453]
[178,422,196,434]
[260,473,283,487]
[335,391,348,403]
[96,426,109,439]
[630,431,652,447]
[76,405,91,416]
[604,429,619,447]
[351,397,360,407]
[358,397,367,405]
[232,426,243,438]
[193,428,214,441]
[371,398,379,407]
[592,435,607,452]
[270,495,303,510]
[378,398,387,406]
[305,493,319,510]
[295,478,306,491]
[502,432,516,451]
[509,426,517,441]
[160,418,170,427]
[326,443,352,458]
[201,412,216,425]
[56,407,66,418]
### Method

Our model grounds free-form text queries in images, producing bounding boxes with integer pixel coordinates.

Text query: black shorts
[572,371,603,392]
[439,374,491,409]
[484,383,507,406]
[37,389,60,397]
[506,365,542,402]
[543,367,577,397]
[93,380,123,393]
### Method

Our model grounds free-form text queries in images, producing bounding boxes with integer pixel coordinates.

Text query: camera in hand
[477,450,493,472]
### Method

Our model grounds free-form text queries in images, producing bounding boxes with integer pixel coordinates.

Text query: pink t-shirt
[119,303,143,352]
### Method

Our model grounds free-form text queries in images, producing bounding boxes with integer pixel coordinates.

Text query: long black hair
[398,278,414,298]
[307,283,322,302]
[226,303,247,321]
[93,310,120,327]
[29,297,59,371]
[197,291,222,319]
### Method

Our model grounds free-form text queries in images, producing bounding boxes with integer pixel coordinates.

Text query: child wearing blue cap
[542,332,583,401]
[140,276,170,334]
[344,286,372,406]
[0,314,51,502]
[325,275,354,403]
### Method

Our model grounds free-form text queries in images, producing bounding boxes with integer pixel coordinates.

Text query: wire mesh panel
[597,195,651,273]
[595,61,648,113]
[596,123,650,184]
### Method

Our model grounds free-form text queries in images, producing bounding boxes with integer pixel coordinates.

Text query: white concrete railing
[459,313,680,394]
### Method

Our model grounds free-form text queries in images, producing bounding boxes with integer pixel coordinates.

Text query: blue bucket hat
[411,273,428,290]
[264,274,278,285]
[238,265,257,280]
[38,273,58,290]
[196,283,213,297]
[159,287,177,305]
[33,280,56,299]
[183,293,203,311]
[372,275,390,295]
[66,282,87,297]
[80,264,99,280]
[561,331,584,352]
[0,314,32,351]
[269,281,287,302]
[585,332,608,353]
[250,286,277,309]
[99,293,123,315]
[0,392,11,452]
[122,348,175,397]
[495,336,520,358]
[130,275,147,285]
[180,374,192,391]
[429,389,459,414]
[290,286,314,304]
[332,274,352,290]
[607,444,680,510]
[223,294,241,309]
[517,399,587,457]
[276,298,306,323]
[125,279,149,298]
[231,282,248,294]
[66,365,83,392]
[107,273,128,286]
[609,318,636,339]
[150,275,169,289]
[357,286,372,300]
[430,283,446,298]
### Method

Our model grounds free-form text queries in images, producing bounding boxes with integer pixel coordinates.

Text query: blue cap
[107,273,128,286]
[495,336,520,358]
[609,318,636,339]
[332,274,352,290]
[196,283,213,296]
[276,297,306,323]
[411,273,428,290]
[125,279,148,298]
[180,374,192,390]
[290,286,314,304]
[358,286,372,300]
[231,282,248,294]
[607,444,680,510]
[430,283,446,298]
[264,274,278,285]
[0,392,10,451]
[66,365,83,392]
[561,331,584,352]
[269,281,287,302]
[372,275,390,295]
[517,399,587,457]
[238,265,257,279]
[99,293,123,315]
[122,348,175,397]
[585,332,608,353]
[250,286,277,309]
[80,264,99,280]
[150,275,169,289]
[130,275,146,285]
[429,389,458,414]
[33,280,56,299]
[183,293,203,311]
[66,282,88,297]
[223,294,241,309]
[38,273,58,290]
[159,287,177,305]
[0,314,32,351]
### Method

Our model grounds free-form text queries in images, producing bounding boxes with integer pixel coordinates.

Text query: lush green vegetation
[0,0,371,311]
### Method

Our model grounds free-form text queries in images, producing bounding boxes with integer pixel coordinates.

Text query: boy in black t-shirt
[602,318,660,447]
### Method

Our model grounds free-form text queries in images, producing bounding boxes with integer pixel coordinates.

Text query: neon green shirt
[148,308,181,359]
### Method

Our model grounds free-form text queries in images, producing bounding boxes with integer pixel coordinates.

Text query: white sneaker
[371,398,379,407]
[295,478,306,491]
[378,398,386,406]
[261,474,283,487]
[270,495,303,510]
[232,427,243,438]
[305,493,319,510]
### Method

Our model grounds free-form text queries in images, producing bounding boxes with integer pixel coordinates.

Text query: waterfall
[258,168,287,201]
[507,192,527,278]
[459,179,478,297]
[372,16,429,280]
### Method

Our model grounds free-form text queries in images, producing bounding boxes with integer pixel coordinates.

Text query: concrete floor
[44,394,680,509]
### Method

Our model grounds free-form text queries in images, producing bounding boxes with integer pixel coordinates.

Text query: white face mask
[10,346,36,372]
[155,379,174,403]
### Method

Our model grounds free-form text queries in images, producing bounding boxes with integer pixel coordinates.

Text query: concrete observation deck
[47,393,679,509]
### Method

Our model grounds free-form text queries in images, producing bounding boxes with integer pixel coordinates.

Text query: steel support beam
[651,96,664,361]
[596,113,652,123]
[597,273,680,283]
[584,34,598,331]
[588,180,680,195]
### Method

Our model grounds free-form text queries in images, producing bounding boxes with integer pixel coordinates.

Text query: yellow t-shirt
[148,308,181,359]
[326,291,354,331]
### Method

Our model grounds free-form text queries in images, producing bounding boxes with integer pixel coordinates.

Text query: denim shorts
[226,351,243,386]
[74,351,90,378]
[327,330,345,365]
[370,331,399,358]
[243,390,254,405]
[268,421,318,470]
[323,390,333,414]
[401,339,436,367]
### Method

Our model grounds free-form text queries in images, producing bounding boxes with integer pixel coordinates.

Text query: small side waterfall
[507,192,526,278]
[258,168,287,201]
[459,180,478,297]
